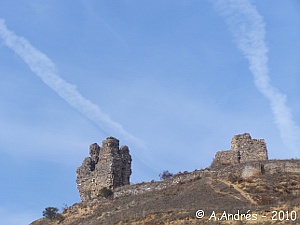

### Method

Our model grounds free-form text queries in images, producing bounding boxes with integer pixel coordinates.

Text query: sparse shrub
[163,188,178,196]
[61,203,69,214]
[56,213,64,222]
[237,177,244,183]
[43,207,63,221]
[192,176,201,181]
[99,187,113,199]
[159,170,173,180]
[227,173,239,183]
[258,195,274,205]
[235,221,246,225]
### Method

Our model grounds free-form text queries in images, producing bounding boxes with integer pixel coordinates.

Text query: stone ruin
[211,133,268,168]
[76,133,268,201]
[74,133,300,202]
[76,137,132,201]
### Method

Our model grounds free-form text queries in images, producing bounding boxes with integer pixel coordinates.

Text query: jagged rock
[76,137,132,201]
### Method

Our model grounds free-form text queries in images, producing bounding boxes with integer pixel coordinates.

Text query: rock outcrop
[76,137,132,201]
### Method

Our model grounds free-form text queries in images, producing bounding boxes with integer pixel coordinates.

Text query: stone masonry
[76,137,132,201]
[212,133,268,167]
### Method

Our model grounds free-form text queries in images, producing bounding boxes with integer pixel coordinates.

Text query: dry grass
[31,171,300,225]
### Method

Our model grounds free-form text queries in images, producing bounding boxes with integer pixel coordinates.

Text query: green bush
[42,207,63,221]
[99,187,113,198]
[159,170,173,180]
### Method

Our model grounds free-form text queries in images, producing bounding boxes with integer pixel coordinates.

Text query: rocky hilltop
[30,133,300,225]
[76,137,132,201]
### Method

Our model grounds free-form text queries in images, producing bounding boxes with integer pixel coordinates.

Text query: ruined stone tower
[212,133,268,167]
[76,137,132,201]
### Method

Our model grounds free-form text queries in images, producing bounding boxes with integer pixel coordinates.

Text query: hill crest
[30,133,300,224]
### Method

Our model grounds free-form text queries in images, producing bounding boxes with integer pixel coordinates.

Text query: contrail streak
[214,0,300,156]
[0,18,143,148]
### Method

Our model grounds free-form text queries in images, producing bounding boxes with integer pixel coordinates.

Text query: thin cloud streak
[214,0,300,156]
[0,18,143,148]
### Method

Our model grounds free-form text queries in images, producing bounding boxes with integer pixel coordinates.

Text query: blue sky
[0,0,299,224]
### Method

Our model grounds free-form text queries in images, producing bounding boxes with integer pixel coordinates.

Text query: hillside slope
[31,166,300,225]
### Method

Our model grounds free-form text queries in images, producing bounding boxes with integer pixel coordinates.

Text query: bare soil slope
[31,171,300,225]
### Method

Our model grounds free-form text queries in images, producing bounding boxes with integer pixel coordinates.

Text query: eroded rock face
[76,137,132,201]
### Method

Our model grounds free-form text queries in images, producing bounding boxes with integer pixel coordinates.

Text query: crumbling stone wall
[76,137,132,201]
[213,150,239,165]
[214,160,300,179]
[114,169,214,198]
[211,133,268,168]
[231,133,268,163]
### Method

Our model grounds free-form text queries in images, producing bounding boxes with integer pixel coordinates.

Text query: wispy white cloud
[78,0,128,47]
[214,0,300,156]
[0,18,143,148]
